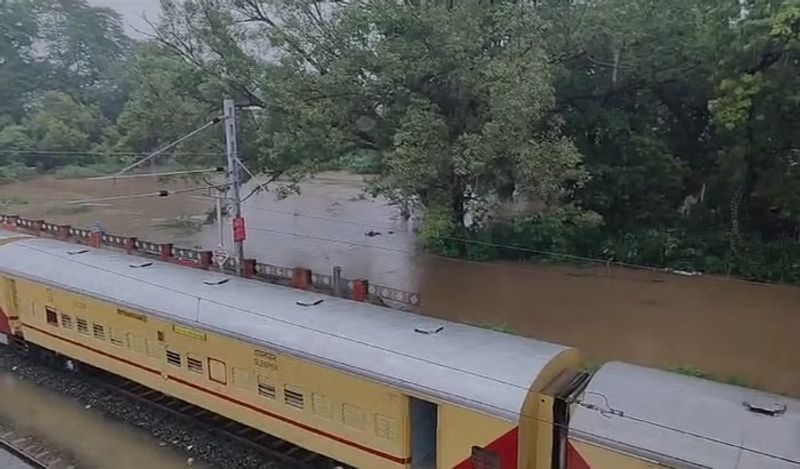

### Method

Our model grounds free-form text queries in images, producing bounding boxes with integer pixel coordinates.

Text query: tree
[545,0,734,234]
[158,0,591,235]
[24,91,105,168]
[109,44,224,166]
[0,125,33,166]
[0,0,41,120]
[36,0,133,120]
[710,1,800,240]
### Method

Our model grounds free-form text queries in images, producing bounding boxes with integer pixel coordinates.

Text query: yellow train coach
[0,230,585,469]
[2,229,798,469]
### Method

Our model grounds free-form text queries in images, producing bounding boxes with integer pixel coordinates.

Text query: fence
[0,214,420,309]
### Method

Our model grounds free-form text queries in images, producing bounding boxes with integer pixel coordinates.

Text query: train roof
[571,362,800,469]
[0,232,575,421]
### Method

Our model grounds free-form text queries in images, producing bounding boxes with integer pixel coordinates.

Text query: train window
[312,393,332,419]
[187,355,203,374]
[233,368,254,389]
[61,314,73,329]
[93,323,105,341]
[76,318,89,334]
[208,358,227,384]
[257,376,276,399]
[128,334,145,354]
[45,307,58,326]
[375,414,399,441]
[109,328,125,347]
[157,331,164,342]
[284,386,304,409]
[166,349,182,367]
[342,404,367,430]
[470,447,500,469]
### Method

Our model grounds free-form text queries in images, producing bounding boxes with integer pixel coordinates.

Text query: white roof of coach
[571,362,800,469]
[0,233,574,421]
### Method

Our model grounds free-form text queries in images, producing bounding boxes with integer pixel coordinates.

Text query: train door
[410,397,438,469]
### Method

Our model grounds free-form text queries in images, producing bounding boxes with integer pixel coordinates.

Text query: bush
[492,205,604,261]
[53,162,123,179]
[0,163,37,183]
[340,150,382,174]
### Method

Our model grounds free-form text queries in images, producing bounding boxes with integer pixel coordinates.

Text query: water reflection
[0,371,205,469]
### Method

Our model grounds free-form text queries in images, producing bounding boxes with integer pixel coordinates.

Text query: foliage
[670,364,749,387]
[339,150,382,175]
[52,162,123,179]
[1,0,800,284]
[478,323,514,334]
[0,163,37,183]
[158,0,591,233]
[0,197,28,206]
[153,215,205,234]
[46,204,91,215]
[0,0,130,173]
[24,92,106,169]
[108,43,224,167]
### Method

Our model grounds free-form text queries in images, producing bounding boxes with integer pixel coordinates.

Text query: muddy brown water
[0,174,798,396]
[0,371,206,468]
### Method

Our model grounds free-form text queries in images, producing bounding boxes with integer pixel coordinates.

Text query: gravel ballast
[0,346,282,469]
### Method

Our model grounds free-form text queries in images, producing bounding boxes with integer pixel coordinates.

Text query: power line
[87,167,224,181]
[66,186,216,204]
[12,242,800,466]
[112,116,223,178]
[0,149,224,158]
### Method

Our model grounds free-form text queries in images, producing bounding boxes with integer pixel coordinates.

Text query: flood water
[0,174,798,396]
[0,370,206,469]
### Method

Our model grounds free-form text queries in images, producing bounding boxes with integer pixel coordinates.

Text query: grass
[669,364,749,387]
[478,323,514,334]
[0,163,37,183]
[53,162,124,179]
[0,196,28,206]
[46,204,91,215]
[575,361,751,388]
[153,215,204,234]
[580,360,603,373]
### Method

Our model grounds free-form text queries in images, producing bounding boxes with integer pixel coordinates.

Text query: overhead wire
[11,241,800,466]
[66,186,219,205]
[86,167,224,181]
[0,149,225,158]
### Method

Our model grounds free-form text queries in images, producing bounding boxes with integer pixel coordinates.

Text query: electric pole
[224,98,245,276]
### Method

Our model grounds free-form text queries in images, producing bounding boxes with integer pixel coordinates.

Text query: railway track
[0,426,71,469]
[80,366,350,469]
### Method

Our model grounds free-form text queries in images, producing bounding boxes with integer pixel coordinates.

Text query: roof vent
[296,298,324,307]
[414,323,444,335]
[67,248,89,255]
[743,398,787,416]
[203,277,230,286]
[129,261,153,268]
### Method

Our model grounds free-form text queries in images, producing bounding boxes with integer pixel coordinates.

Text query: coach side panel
[439,404,518,468]
[14,279,412,468]
[566,439,665,469]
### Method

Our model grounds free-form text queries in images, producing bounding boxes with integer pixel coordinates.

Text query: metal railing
[0,214,420,308]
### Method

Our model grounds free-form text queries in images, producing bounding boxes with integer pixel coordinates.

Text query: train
[0,228,797,469]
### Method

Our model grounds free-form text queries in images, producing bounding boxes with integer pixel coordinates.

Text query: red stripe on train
[453,427,519,468]
[24,323,410,465]
[0,307,11,335]
[567,440,591,469]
